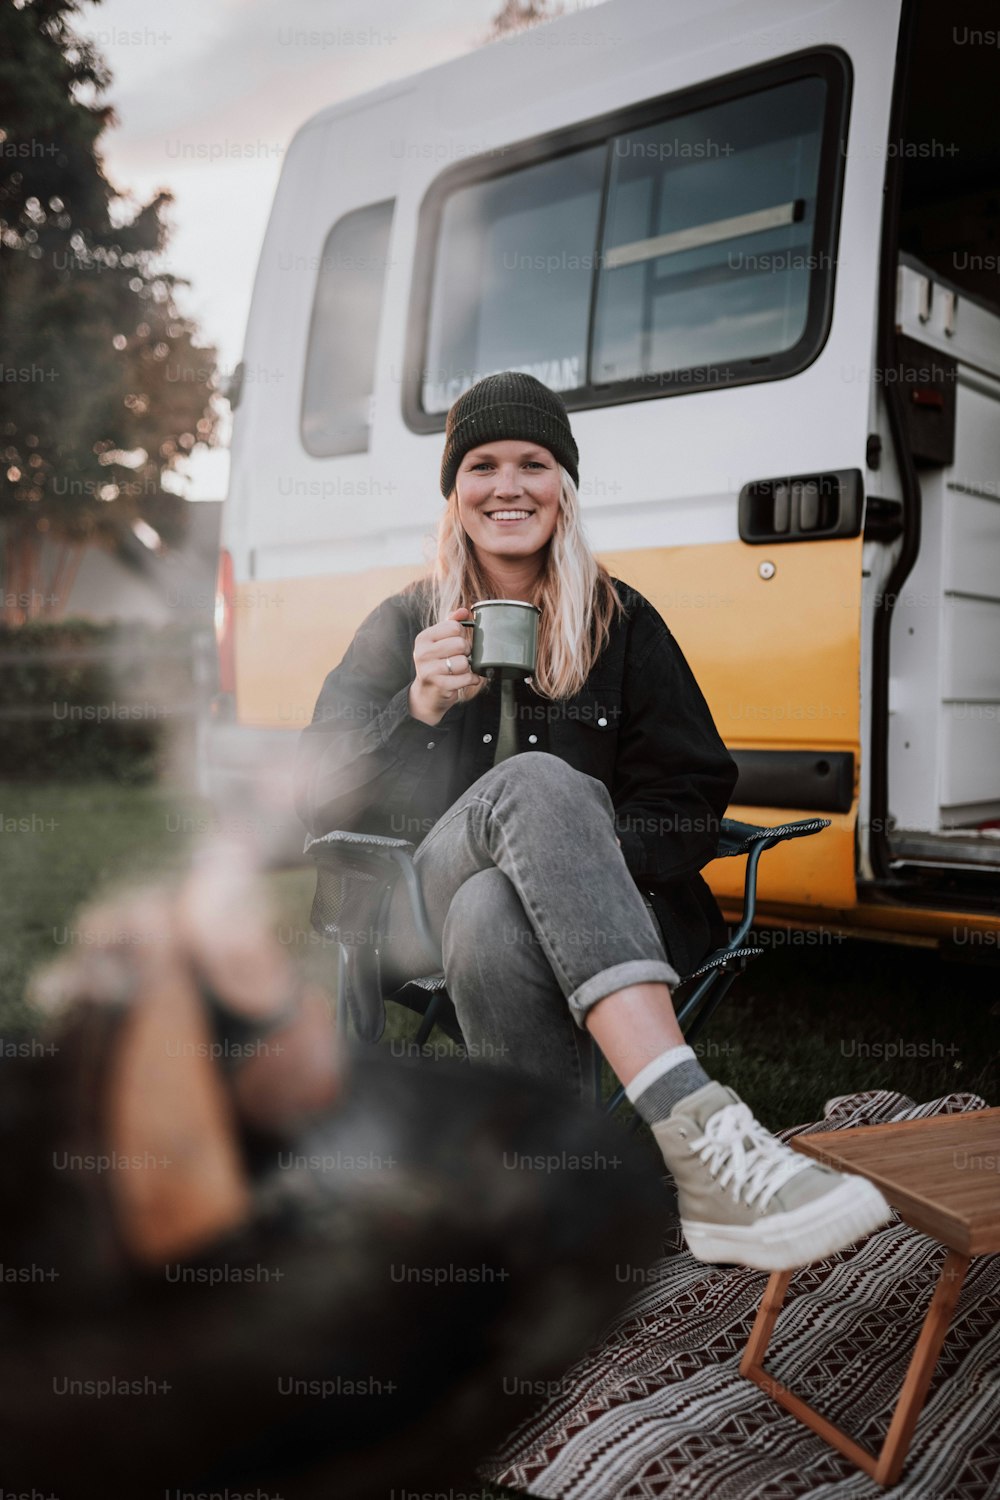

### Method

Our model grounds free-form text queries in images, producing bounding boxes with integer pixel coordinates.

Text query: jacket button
[483,733,493,743]
[427,741,435,749]
[597,716,608,727]
[528,734,538,744]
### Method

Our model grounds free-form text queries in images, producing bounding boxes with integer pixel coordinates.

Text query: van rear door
[863,0,1000,921]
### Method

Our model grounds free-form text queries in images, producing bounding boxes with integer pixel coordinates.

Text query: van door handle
[738,469,863,543]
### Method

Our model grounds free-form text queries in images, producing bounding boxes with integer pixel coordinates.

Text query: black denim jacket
[294,576,739,977]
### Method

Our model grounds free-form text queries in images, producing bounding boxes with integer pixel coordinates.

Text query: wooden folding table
[740,1106,1000,1487]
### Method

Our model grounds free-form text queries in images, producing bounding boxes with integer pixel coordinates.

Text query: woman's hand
[408,607,489,726]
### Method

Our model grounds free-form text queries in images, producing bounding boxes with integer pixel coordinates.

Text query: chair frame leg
[600,963,744,1118]
[676,968,742,1041]
[740,1246,972,1487]
[597,843,769,1117]
[414,992,445,1048]
[591,1035,606,1108]
[335,943,349,1036]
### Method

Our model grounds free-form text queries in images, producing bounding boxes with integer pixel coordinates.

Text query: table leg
[874,1248,971,1487]
[739,1268,793,1376]
[742,1267,882,1478]
[741,1246,973,1488]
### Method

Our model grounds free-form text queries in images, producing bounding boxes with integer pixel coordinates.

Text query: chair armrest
[716,816,830,952]
[683,944,765,983]
[304,829,415,861]
[716,816,830,858]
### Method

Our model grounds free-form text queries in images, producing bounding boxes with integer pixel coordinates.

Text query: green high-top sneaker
[653,1082,893,1272]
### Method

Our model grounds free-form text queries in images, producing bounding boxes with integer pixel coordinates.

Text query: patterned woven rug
[480,1091,1000,1500]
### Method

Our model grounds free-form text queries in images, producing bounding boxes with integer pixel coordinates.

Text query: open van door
[862,0,1000,943]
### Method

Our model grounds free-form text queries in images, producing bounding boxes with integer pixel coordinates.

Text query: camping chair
[304,816,830,1111]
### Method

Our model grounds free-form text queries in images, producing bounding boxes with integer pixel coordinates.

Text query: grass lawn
[3,776,997,1125]
[0,778,210,1032]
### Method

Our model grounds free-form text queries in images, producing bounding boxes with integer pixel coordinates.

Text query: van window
[594,78,826,383]
[301,199,394,456]
[422,148,605,414]
[409,57,844,424]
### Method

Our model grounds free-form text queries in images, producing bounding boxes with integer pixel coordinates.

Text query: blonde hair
[418,465,626,699]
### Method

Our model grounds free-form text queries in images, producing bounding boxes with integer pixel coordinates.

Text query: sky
[76,0,515,499]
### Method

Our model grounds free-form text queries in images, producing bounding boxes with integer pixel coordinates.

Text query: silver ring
[445,657,454,675]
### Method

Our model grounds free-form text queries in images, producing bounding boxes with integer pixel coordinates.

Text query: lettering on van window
[424,358,581,413]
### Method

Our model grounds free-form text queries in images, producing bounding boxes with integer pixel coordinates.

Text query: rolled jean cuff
[567,959,681,1029]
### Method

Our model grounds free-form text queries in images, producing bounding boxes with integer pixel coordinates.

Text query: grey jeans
[380,752,681,1098]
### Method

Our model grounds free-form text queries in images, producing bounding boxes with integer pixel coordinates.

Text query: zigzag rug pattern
[480,1090,1000,1500]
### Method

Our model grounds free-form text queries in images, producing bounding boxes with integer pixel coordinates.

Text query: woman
[295,371,890,1273]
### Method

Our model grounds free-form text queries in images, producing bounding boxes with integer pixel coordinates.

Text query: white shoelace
[687,1102,813,1210]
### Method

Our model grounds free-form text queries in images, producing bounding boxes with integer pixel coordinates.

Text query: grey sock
[625,1044,711,1126]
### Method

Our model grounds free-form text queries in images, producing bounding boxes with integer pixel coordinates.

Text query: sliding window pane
[592,78,827,384]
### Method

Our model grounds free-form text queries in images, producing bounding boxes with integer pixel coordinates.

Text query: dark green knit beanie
[439,371,579,499]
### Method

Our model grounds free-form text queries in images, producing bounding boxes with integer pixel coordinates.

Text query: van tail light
[214,547,236,697]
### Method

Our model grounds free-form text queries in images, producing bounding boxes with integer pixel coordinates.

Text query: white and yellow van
[206,0,1000,955]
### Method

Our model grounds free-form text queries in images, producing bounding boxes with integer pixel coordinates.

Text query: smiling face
[454,440,562,589]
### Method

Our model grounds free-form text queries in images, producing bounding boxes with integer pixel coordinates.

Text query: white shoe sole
[681,1175,893,1272]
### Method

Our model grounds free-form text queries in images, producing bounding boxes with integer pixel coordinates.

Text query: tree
[0,0,218,624]
[485,0,567,43]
